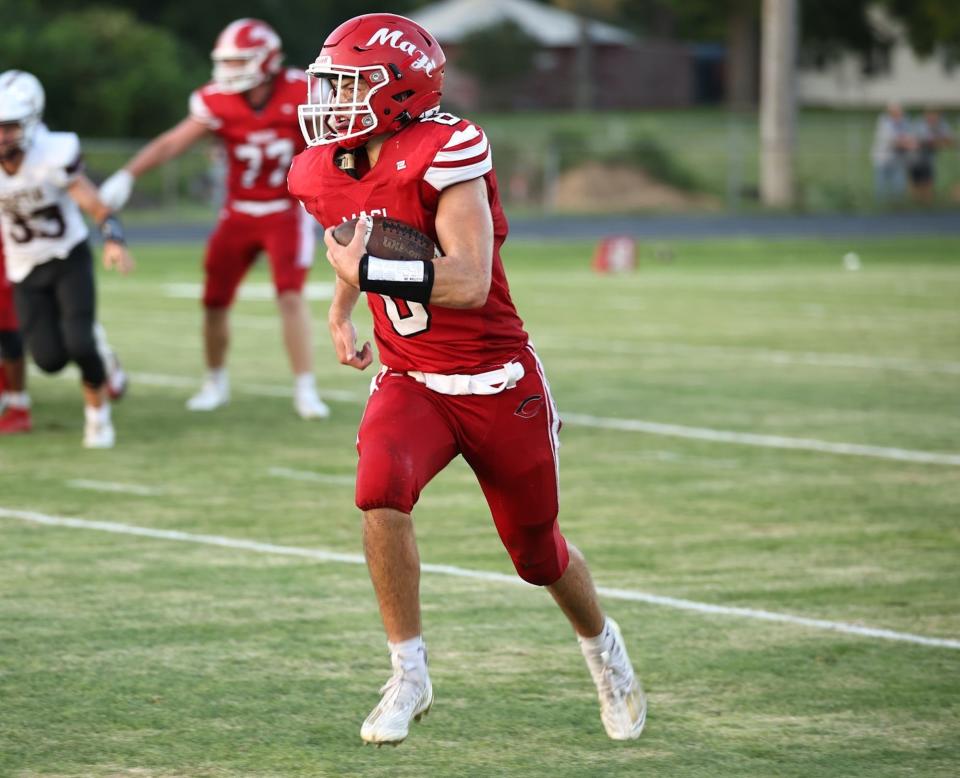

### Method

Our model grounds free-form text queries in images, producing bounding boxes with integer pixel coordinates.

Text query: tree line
[2,0,957,138]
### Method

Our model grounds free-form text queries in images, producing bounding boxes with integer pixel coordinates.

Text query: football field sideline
[2,505,958,651]
[64,368,960,467]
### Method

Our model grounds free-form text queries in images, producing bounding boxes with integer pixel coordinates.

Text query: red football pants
[355,345,570,586]
[0,244,17,331]
[202,204,315,308]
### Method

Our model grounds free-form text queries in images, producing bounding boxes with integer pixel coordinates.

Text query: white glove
[99,169,135,211]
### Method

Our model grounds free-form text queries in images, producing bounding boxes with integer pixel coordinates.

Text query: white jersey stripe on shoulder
[434,137,490,164]
[188,91,222,130]
[442,125,482,149]
[424,153,493,191]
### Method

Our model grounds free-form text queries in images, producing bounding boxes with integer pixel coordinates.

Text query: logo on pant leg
[514,394,543,419]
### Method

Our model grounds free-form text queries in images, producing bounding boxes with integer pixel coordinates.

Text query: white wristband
[366,256,426,283]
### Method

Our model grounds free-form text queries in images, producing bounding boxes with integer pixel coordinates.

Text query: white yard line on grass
[537,337,960,375]
[1,506,958,651]
[66,480,164,497]
[109,371,361,404]
[163,282,334,301]
[41,368,960,466]
[562,413,960,466]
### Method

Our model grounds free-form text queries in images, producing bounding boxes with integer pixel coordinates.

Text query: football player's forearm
[68,176,112,223]
[125,136,182,177]
[428,255,491,309]
[329,277,362,319]
[126,120,206,178]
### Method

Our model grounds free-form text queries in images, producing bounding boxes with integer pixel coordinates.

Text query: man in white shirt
[871,102,914,203]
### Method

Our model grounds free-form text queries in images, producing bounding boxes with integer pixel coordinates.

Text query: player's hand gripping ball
[333,216,438,261]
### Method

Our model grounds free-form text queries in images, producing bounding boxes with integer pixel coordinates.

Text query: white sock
[207,368,227,387]
[2,392,30,409]
[578,617,614,655]
[295,372,316,393]
[85,403,111,425]
[388,636,428,676]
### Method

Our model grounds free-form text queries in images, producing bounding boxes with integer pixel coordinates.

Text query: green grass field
[1,235,959,777]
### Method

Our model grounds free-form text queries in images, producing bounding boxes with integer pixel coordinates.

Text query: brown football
[333,216,438,261]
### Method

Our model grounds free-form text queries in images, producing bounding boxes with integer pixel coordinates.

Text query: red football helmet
[299,13,445,149]
[211,18,284,94]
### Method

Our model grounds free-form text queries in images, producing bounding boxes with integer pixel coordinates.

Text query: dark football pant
[13,240,106,388]
[0,329,23,361]
[355,345,570,586]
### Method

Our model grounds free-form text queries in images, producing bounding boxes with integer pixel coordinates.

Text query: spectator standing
[908,109,956,205]
[871,102,914,203]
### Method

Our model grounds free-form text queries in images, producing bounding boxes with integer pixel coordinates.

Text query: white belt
[230,198,293,217]
[407,362,525,396]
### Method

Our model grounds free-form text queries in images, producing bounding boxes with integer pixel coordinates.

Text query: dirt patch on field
[554,162,721,212]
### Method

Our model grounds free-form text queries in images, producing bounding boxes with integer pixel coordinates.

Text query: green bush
[0,7,206,138]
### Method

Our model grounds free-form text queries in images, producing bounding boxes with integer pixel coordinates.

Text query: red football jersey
[288,110,529,374]
[190,69,307,204]
[0,237,16,331]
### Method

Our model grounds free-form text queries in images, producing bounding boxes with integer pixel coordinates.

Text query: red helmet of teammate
[298,13,445,149]
[211,18,284,94]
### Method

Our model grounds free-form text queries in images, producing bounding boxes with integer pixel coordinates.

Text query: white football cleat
[186,376,230,411]
[294,385,330,420]
[83,418,115,449]
[361,653,433,746]
[581,618,647,740]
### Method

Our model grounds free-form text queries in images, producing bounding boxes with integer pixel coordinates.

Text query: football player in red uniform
[99,18,329,419]
[288,13,646,745]
[0,237,32,434]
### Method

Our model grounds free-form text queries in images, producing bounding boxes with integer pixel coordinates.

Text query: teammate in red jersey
[0,237,32,434]
[288,13,646,745]
[99,18,329,419]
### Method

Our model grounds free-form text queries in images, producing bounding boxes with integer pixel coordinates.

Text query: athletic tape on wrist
[99,215,126,245]
[359,254,434,304]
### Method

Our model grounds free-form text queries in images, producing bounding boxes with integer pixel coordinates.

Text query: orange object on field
[592,236,637,273]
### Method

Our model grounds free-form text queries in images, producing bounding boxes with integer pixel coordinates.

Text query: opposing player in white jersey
[0,70,131,448]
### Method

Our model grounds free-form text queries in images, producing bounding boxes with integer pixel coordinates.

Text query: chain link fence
[81,110,960,219]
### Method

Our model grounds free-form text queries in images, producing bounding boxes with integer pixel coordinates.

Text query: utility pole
[727,0,758,110]
[574,13,594,111]
[759,0,797,207]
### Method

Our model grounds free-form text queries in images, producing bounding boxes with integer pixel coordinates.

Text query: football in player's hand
[333,216,438,261]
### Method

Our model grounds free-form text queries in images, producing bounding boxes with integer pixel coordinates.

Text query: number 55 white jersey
[0,123,88,283]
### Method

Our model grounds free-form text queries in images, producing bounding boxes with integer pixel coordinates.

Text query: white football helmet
[0,70,45,159]
[211,18,284,94]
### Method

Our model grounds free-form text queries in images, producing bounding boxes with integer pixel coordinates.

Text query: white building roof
[408,0,635,47]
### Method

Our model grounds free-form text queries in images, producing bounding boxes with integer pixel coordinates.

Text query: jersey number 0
[380,295,430,337]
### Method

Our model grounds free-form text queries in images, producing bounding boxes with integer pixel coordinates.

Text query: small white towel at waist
[407,361,525,396]
[230,198,293,217]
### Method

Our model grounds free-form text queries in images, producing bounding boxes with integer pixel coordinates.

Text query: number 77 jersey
[189,69,307,205]
[288,110,529,374]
